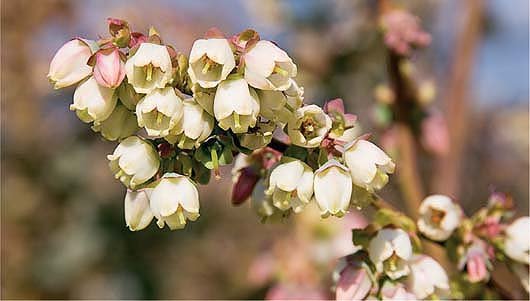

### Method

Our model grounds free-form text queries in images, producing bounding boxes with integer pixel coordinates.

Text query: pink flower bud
[421,113,450,156]
[336,263,372,300]
[231,167,259,205]
[93,47,125,88]
[48,38,96,89]
[466,251,488,282]
[129,32,148,48]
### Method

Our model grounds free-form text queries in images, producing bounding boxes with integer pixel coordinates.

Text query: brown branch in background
[431,0,484,198]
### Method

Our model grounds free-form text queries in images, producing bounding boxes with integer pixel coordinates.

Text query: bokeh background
[2,0,528,299]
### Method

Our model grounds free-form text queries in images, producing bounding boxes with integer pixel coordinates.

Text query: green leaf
[283,145,308,161]
[373,208,417,232]
[352,227,375,250]
[317,148,329,167]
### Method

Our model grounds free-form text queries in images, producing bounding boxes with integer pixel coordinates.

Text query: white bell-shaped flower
[313,160,352,218]
[136,87,184,137]
[407,255,450,299]
[125,42,173,94]
[48,38,97,89]
[117,81,142,110]
[238,120,275,150]
[188,38,235,88]
[165,98,214,149]
[149,173,200,230]
[107,136,160,188]
[343,139,395,191]
[257,90,293,127]
[287,105,331,148]
[70,76,117,123]
[504,216,530,264]
[124,189,154,231]
[214,78,260,133]
[369,228,412,280]
[417,194,462,241]
[244,40,297,91]
[191,84,215,115]
[92,103,139,141]
[265,159,314,213]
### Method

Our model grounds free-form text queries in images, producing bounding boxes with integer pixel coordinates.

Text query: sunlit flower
[191,84,215,115]
[244,40,297,91]
[136,87,184,137]
[124,188,154,231]
[369,228,412,280]
[266,159,313,213]
[125,42,172,94]
[287,105,332,148]
[407,255,449,299]
[48,38,97,89]
[107,136,160,188]
[314,160,352,218]
[213,78,260,133]
[417,194,462,241]
[504,216,530,264]
[70,76,117,123]
[165,98,214,149]
[343,139,395,191]
[91,103,139,141]
[93,47,126,88]
[257,90,294,127]
[149,173,200,230]
[188,38,235,88]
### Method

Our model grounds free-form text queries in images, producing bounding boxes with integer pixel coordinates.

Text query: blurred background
[1,0,528,299]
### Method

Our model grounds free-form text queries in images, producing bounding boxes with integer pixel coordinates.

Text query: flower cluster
[48,19,395,231]
[334,209,450,300]
[417,192,529,293]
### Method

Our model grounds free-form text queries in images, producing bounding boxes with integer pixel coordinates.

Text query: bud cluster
[48,19,395,231]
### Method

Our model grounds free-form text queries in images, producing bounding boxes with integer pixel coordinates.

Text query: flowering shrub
[48,15,528,300]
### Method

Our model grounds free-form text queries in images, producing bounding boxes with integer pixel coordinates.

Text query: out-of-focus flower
[265,283,327,300]
[266,159,313,213]
[314,160,352,218]
[124,188,153,231]
[244,40,297,91]
[420,113,450,156]
[417,194,462,241]
[149,173,200,230]
[107,136,160,188]
[374,84,395,105]
[504,217,530,264]
[323,98,357,140]
[334,258,373,300]
[48,38,97,89]
[188,38,235,88]
[343,139,395,192]
[458,241,492,283]
[213,78,260,133]
[91,103,139,141]
[380,10,431,56]
[125,42,172,94]
[511,262,530,293]
[93,47,126,88]
[287,104,332,148]
[407,255,449,299]
[136,87,184,137]
[417,80,436,105]
[70,76,117,123]
[369,228,412,280]
[117,81,142,110]
[238,120,275,150]
[166,99,214,149]
[379,281,417,300]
